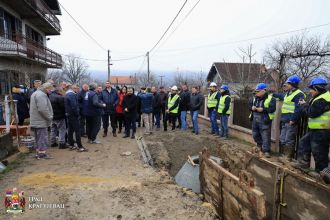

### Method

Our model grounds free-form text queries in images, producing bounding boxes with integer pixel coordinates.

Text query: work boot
[59,143,68,149]
[282,146,295,161]
[131,133,135,139]
[51,143,58,147]
[113,132,117,137]
[264,152,271,158]
[103,129,108,137]
[291,159,310,169]
[118,128,122,134]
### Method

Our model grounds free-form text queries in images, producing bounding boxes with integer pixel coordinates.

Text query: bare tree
[62,54,91,85]
[136,72,159,88]
[47,69,65,84]
[264,33,330,90]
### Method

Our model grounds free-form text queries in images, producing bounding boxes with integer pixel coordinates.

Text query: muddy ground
[0,128,217,220]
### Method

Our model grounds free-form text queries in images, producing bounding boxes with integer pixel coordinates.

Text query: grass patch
[0,152,30,180]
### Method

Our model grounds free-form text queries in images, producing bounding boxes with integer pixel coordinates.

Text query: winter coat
[82,90,105,117]
[159,92,168,108]
[65,90,80,117]
[190,92,204,111]
[99,88,119,114]
[138,92,154,114]
[29,89,53,128]
[116,92,125,114]
[12,93,29,120]
[179,90,191,111]
[152,92,162,113]
[123,94,138,116]
[49,91,66,120]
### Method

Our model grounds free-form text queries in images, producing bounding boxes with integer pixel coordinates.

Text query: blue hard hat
[286,75,301,84]
[310,77,328,87]
[255,83,268,91]
[220,85,229,91]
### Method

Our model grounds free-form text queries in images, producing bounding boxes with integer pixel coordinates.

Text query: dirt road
[0,128,216,220]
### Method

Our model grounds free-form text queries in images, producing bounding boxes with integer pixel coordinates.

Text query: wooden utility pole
[108,50,112,81]
[159,75,165,86]
[147,52,150,84]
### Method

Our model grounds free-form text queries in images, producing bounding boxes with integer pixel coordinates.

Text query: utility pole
[147,52,150,84]
[159,75,165,86]
[108,50,113,81]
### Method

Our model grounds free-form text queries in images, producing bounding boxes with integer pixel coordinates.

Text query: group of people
[10,74,329,173]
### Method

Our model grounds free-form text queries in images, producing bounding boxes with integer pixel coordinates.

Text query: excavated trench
[143,129,330,220]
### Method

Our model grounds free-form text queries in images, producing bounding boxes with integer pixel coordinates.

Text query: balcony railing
[0,32,62,68]
[24,0,61,33]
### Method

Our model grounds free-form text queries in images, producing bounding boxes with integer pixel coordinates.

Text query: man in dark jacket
[179,85,191,130]
[99,81,119,137]
[190,86,203,135]
[122,87,138,139]
[82,83,106,144]
[165,86,180,131]
[77,84,89,137]
[152,87,162,130]
[50,87,67,149]
[159,86,168,130]
[65,84,87,152]
[138,87,154,134]
[12,85,29,125]
[249,83,276,158]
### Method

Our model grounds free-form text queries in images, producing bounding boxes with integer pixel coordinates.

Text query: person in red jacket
[115,86,127,134]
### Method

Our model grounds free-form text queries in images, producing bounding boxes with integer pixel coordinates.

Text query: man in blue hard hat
[273,75,305,160]
[292,77,330,172]
[207,82,221,135]
[249,83,277,158]
[217,85,231,139]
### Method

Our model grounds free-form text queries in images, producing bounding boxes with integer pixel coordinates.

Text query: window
[25,24,43,45]
[0,8,22,41]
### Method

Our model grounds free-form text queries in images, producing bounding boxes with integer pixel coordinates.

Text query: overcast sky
[48,0,330,76]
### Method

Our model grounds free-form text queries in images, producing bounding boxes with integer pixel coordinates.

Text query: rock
[120,151,132,156]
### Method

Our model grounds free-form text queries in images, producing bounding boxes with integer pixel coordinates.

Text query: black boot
[131,133,135,139]
[51,143,58,147]
[59,143,68,149]
[103,129,108,137]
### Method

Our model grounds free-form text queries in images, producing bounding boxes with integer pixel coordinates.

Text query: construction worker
[273,75,305,160]
[293,77,330,172]
[207,82,221,135]
[217,85,231,139]
[165,86,180,131]
[249,83,276,158]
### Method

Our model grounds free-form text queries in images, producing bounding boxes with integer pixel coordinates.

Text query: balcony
[0,32,62,68]
[2,0,61,35]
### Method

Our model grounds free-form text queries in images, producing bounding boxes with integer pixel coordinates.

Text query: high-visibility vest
[168,94,180,114]
[308,92,330,129]
[249,94,275,120]
[281,89,305,114]
[217,95,231,115]
[207,92,218,108]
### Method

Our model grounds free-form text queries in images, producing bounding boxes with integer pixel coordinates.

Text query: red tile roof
[110,76,136,85]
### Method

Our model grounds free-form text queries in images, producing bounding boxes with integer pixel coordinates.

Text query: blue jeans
[191,110,199,134]
[252,115,272,153]
[180,111,187,130]
[153,112,161,128]
[220,114,229,137]
[208,109,219,134]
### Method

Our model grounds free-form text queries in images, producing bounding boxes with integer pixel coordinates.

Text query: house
[207,62,274,93]
[0,0,62,96]
[110,76,136,88]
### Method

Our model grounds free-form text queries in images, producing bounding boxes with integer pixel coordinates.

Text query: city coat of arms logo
[4,188,25,213]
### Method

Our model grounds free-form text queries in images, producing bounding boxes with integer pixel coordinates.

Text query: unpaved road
[0,128,216,220]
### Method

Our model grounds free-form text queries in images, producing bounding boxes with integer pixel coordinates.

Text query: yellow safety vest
[207,92,218,108]
[308,92,330,129]
[281,89,305,114]
[249,94,275,120]
[168,94,180,114]
[217,95,231,115]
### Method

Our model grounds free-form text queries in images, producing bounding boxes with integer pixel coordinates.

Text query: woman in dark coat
[12,85,29,125]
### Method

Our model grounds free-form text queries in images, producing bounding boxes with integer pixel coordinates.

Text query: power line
[155,22,330,53]
[151,0,202,57]
[148,0,189,53]
[112,54,146,62]
[59,2,107,51]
